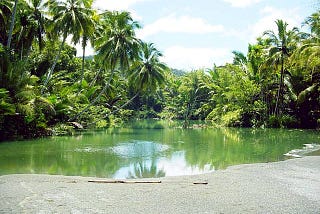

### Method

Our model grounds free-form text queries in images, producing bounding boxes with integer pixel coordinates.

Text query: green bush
[267,114,299,128]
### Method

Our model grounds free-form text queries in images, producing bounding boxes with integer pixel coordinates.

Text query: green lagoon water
[0,120,319,178]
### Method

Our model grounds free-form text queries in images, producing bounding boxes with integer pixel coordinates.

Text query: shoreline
[1,156,320,213]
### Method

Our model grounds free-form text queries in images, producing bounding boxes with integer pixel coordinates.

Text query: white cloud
[223,0,263,8]
[137,14,225,39]
[248,6,302,42]
[162,46,232,70]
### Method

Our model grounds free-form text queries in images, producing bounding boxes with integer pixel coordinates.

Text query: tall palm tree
[42,0,94,93]
[71,11,141,121]
[130,42,166,92]
[26,0,46,51]
[107,42,168,115]
[263,19,300,116]
[96,11,140,70]
[78,0,96,85]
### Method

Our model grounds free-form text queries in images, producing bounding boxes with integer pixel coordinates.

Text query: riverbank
[1,156,320,213]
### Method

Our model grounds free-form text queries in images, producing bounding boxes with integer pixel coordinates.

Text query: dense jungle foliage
[0,0,320,141]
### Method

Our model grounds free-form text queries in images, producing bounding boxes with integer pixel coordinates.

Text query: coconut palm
[78,0,96,85]
[303,11,320,37]
[232,50,249,75]
[96,11,140,70]
[42,0,95,93]
[130,42,166,92]
[263,19,300,116]
[71,11,141,121]
[26,0,47,51]
[107,42,168,115]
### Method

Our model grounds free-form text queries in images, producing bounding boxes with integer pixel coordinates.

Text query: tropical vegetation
[0,0,319,141]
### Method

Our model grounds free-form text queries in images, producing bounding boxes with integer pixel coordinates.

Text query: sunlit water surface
[0,120,319,178]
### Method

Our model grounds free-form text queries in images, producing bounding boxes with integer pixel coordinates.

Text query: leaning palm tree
[110,42,167,114]
[70,11,141,121]
[42,0,94,93]
[263,19,300,116]
[88,42,168,123]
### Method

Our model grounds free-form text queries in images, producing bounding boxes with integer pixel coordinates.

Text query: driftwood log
[88,180,161,184]
[88,180,208,184]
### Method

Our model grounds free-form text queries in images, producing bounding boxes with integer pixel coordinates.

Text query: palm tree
[303,11,320,37]
[78,1,96,85]
[232,50,249,75]
[70,11,141,121]
[263,19,300,116]
[109,42,167,115]
[42,0,95,93]
[290,12,320,127]
[88,42,168,124]
[26,0,46,52]
[130,42,166,92]
[96,11,140,70]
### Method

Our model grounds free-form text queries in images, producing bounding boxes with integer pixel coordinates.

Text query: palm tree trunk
[7,0,18,49]
[89,66,103,87]
[84,92,139,127]
[107,92,139,116]
[80,36,87,85]
[41,36,66,94]
[37,19,43,51]
[274,55,284,116]
[20,42,23,60]
[69,69,115,121]
[81,44,85,84]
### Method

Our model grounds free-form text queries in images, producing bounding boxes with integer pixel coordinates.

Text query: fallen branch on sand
[193,182,208,185]
[88,180,161,184]
[88,180,209,185]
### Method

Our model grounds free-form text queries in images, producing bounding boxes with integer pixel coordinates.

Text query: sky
[76,0,318,71]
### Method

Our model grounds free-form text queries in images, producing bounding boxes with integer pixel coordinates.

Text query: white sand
[1,156,320,213]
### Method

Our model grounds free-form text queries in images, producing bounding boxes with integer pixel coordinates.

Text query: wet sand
[1,156,320,213]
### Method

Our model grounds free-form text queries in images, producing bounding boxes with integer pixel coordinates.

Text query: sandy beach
[1,156,320,213]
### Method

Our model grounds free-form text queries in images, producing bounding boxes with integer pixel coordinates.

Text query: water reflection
[127,159,166,179]
[0,120,319,178]
[111,140,169,158]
